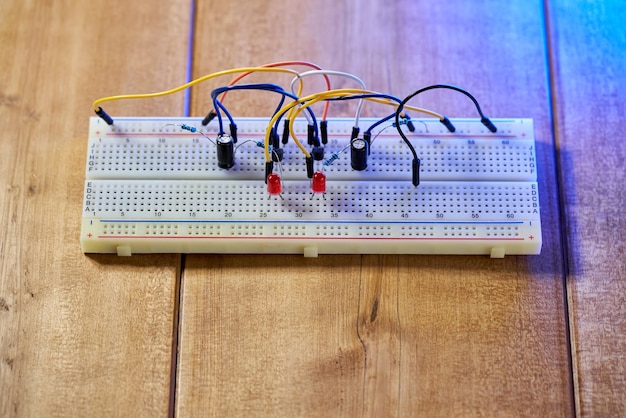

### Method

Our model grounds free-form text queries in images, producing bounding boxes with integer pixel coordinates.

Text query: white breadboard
[81,117,541,257]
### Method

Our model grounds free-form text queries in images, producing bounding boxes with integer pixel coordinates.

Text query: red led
[311,171,326,193]
[267,173,282,195]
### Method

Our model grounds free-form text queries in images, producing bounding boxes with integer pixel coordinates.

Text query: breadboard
[81,117,541,257]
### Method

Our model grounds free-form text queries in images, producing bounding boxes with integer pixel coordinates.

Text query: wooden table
[1,1,624,416]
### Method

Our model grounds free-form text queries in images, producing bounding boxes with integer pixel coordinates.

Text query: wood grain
[547,0,626,415]
[176,255,364,416]
[177,1,573,416]
[0,0,189,416]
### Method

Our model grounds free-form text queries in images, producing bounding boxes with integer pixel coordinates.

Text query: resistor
[392,119,409,128]
[323,153,340,167]
[180,124,197,133]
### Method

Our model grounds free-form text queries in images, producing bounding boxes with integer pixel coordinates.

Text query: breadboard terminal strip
[82,63,541,257]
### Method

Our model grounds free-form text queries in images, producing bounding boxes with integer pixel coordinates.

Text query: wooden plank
[397,256,570,415]
[177,0,573,415]
[546,1,626,415]
[0,0,189,416]
[176,255,363,416]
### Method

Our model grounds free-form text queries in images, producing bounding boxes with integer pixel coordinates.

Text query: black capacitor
[350,138,368,171]
[216,134,234,169]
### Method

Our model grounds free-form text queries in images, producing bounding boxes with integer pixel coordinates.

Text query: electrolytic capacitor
[216,134,234,169]
[350,138,368,171]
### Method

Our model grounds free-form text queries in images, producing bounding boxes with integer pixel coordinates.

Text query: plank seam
[541,0,579,416]
[355,255,368,416]
[168,254,184,418]
[170,0,196,415]
[395,256,402,417]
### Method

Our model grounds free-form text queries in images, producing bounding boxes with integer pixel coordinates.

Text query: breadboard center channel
[81,117,541,257]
